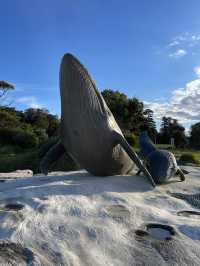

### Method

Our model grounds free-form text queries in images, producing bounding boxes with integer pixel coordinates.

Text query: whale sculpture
[40,53,156,187]
[138,131,185,184]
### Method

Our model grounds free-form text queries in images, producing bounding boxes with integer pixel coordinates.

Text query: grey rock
[0,241,40,265]
[0,169,33,180]
[170,192,200,209]
[130,223,200,265]
[40,53,155,186]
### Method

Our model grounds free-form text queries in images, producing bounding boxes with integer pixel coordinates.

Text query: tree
[190,122,200,149]
[0,80,15,105]
[101,89,129,130]
[159,117,187,148]
[24,108,60,137]
[101,89,153,135]
[46,113,60,137]
[142,109,157,141]
[24,108,49,129]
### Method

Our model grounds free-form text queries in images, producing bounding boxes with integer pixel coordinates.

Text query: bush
[0,145,24,154]
[34,128,48,145]
[0,150,39,173]
[124,133,138,147]
[179,153,199,165]
[0,128,38,148]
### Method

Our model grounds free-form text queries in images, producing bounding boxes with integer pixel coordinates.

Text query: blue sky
[1,0,200,130]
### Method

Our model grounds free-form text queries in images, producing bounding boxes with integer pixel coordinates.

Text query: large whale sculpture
[138,131,185,184]
[40,53,156,187]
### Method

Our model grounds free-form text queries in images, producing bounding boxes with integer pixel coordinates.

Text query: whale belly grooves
[61,128,133,176]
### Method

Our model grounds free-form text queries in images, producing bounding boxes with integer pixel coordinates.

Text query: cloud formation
[169,49,187,58]
[144,70,200,125]
[194,66,200,78]
[168,32,200,47]
[167,32,200,59]
[15,96,42,109]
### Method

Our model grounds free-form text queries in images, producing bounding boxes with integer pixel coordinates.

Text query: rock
[0,170,33,180]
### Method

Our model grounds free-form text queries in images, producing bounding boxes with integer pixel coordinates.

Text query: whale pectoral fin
[176,168,186,182]
[114,132,156,187]
[40,141,66,175]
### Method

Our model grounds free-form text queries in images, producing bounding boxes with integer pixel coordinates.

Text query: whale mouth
[60,53,106,117]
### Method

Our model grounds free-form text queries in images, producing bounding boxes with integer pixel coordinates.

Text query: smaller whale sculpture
[137,131,185,184]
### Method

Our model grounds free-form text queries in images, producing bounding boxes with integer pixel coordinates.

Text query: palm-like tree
[0,80,15,98]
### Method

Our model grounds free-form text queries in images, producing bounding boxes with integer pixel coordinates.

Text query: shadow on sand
[0,171,156,210]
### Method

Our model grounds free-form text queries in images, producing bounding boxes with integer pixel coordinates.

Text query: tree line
[102,90,199,149]
[0,84,200,150]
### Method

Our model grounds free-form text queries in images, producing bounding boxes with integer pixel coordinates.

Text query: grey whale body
[139,131,185,184]
[40,53,155,186]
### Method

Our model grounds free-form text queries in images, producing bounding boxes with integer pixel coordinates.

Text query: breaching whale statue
[40,53,156,187]
[138,131,185,184]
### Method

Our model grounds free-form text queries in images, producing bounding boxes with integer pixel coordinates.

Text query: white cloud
[15,96,42,108]
[169,32,200,47]
[166,32,200,58]
[169,49,187,58]
[168,40,180,47]
[144,75,200,125]
[194,66,200,78]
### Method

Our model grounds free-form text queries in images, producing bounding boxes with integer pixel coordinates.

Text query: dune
[0,167,200,265]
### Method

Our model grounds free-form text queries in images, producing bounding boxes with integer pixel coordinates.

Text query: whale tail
[139,131,157,158]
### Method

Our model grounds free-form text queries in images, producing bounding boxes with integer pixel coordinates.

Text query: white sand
[0,166,200,265]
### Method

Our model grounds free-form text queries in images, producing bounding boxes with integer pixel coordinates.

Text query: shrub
[33,128,48,145]
[0,150,39,173]
[179,153,199,165]
[0,145,24,154]
[0,128,38,148]
[124,133,138,147]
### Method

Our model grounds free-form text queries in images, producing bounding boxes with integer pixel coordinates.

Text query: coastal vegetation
[0,87,199,172]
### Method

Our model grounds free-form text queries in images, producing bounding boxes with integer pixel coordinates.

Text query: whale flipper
[40,141,66,175]
[176,168,186,181]
[114,132,156,187]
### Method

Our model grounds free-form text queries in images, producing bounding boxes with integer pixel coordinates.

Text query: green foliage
[179,153,199,165]
[0,109,20,128]
[24,108,60,137]
[46,114,60,137]
[159,117,187,148]
[0,150,39,173]
[0,145,24,154]
[0,81,15,105]
[0,128,38,148]
[33,128,48,144]
[124,133,137,147]
[102,89,157,137]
